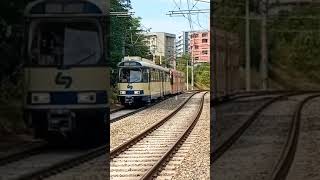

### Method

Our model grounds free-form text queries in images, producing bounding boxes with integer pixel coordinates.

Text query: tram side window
[142,69,149,83]
[154,70,157,82]
[150,69,155,82]
[156,70,160,82]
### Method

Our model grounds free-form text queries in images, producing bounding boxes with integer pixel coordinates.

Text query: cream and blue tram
[118,56,171,106]
[23,0,109,145]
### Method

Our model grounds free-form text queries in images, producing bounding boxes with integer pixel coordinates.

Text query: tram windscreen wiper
[130,79,141,83]
[74,52,96,65]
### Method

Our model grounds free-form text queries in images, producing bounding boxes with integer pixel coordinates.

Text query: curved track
[211,91,320,164]
[212,92,298,163]
[212,91,320,180]
[110,91,207,179]
[211,90,295,107]
[270,94,320,180]
[0,92,194,180]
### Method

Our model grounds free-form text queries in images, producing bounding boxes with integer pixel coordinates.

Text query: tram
[117,56,184,106]
[23,0,109,145]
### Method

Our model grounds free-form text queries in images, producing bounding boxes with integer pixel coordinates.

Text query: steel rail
[110,91,199,158]
[140,91,208,179]
[110,93,186,123]
[15,92,198,180]
[211,90,294,107]
[211,92,305,164]
[0,142,48,167]
[270,94,320,180]
[15,145,107,180]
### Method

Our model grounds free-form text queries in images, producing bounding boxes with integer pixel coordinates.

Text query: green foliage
[176,54,210,87]
[110,0,149,70]
[177,54,191,84]
[0,0,26,83]
[269,6,320,83]
[195,63,210,88]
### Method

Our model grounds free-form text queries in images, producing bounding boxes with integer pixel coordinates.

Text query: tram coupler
[47,109,75,137]
[125,96,134,105]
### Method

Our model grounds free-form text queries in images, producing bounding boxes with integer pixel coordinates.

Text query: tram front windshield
[120,68,148,83]
[29,21,102,66]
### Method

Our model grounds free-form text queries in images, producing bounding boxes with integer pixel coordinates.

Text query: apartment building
[189,31,210,63]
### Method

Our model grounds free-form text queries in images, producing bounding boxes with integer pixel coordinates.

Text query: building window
[192,34,199,38]
[202,50,208,55]
[195,45,199,49]
[202,33,208,37]
[202,39,208,43]
[195,57,199,60]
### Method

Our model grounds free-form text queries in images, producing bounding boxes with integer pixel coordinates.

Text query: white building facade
[176,31,190,58]
[145,32,176,66]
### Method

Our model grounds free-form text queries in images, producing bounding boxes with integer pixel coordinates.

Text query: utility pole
[191,51,194,90]
[245,0,251,91]
[260,0,268,90]
[186,54,189,91]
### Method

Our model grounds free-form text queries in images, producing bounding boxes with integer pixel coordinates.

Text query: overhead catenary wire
[168,0,210,90]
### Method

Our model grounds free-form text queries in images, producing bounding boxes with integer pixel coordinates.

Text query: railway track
[0,141,48,167]
[211,90,297,107]
[110,93,185,123]
[110,91,207,179]
[211,91,308,163]
[0,105,144,171]
[270,94,320,180]
[212,92,320,180]
[0,92,195,180]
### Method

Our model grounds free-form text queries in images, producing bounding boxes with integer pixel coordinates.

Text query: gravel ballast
[286,96,320,180]
[111,92,193,149]
[169,93,210,180]
[212,94,311,180]
[44,92,194,180]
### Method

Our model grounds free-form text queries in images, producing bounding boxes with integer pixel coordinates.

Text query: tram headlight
[134,91,141,95]
[119,91,126,95]
[31,93,50,104]
[77,92,96,104]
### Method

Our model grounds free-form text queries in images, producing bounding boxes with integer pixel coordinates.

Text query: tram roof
[25,0,107,17]
[118,57,170,72]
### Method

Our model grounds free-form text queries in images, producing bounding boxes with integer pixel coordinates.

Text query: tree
[110,0,149,70]
[0,0,27,84]
[268,5,320,83]
[195,63,210,88]
[177,54,191,84]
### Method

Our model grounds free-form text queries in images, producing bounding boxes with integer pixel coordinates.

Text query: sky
[130,0,210,35]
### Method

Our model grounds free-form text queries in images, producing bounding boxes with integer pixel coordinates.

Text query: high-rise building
[189,31,210,63]
[144,32,176,66]
[176,31,190,58]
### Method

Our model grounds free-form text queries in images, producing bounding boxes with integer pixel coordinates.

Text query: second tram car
[212,29,241,102]
[118,56,184,106]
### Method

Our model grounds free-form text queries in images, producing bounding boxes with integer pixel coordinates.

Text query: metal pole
[245,0,251,91]
[260,0,268,90]
[187,56,189,91]
[191,48,194,90]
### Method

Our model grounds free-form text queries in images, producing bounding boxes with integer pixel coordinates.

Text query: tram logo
[127,84,133,90]
[55,72,72,89]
